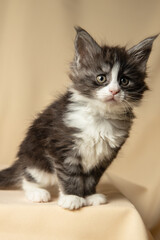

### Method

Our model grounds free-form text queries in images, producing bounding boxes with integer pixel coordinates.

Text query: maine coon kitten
[0,27,158,210]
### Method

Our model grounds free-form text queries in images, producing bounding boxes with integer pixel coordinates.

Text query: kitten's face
[70,27,157,111]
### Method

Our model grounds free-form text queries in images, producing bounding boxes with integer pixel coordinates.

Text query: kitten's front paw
[86,193,107,206]
[58,194,86,210]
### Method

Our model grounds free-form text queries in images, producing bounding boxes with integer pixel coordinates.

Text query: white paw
[58,193,86,210]
[85,193,107,206]
[25,189,51,203]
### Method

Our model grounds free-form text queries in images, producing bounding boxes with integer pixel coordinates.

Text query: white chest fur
[64,98,127,173]
[74,119,118,172]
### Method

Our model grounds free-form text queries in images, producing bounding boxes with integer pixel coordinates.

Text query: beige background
[0,0,160,239]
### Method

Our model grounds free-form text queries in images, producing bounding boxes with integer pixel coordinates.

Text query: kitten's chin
[101,97,121,105]
[98,97,127,113]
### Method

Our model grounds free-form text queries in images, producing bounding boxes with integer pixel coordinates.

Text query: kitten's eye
[120,78,129,87]
[96,75,106,84]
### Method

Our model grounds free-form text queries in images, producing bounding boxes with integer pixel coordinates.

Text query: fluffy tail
[0,162,22,188]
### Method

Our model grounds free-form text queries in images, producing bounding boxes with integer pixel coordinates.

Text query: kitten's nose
[109,89,120,95]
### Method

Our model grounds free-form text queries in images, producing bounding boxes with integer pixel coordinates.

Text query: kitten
[0,27,158,210]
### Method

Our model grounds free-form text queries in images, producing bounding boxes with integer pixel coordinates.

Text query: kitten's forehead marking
[111,62,120,84]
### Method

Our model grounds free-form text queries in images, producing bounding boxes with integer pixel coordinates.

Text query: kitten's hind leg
[22,168,56,203]
[22,179,51,203]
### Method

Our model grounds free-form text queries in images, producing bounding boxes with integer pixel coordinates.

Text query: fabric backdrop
[0,0,160,239]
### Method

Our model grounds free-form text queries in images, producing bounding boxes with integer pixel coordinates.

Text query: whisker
[120,100,133,113]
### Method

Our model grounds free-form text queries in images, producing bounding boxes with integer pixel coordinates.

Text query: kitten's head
[70,27,158,112]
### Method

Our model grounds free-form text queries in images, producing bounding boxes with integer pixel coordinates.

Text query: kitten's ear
[74,26,101,66]
[127,35,158,71]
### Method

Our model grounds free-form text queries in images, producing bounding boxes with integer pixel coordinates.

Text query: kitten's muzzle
[109,89,120,96]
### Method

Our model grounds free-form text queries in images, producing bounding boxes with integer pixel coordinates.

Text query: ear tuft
[74,26,86,33]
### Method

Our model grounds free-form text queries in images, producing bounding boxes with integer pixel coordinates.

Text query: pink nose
[109,89,120,95]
